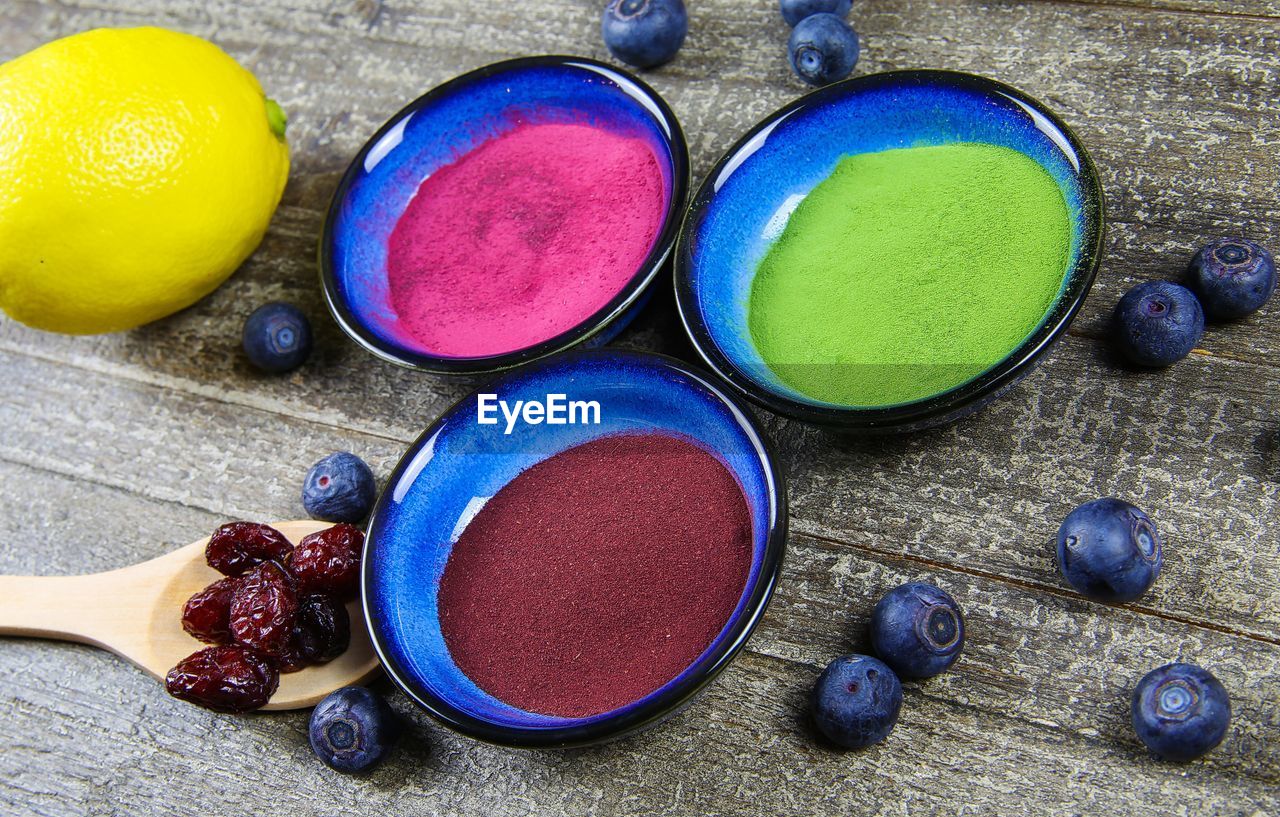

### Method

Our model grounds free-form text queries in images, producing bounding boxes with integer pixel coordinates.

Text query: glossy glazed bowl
[321,56,689,375]
[675,70,1105,432]
[362,350,786,747]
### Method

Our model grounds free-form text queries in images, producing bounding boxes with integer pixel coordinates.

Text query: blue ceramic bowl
[675,70,1105,431]
[321,56,689,375]
[362,350,786,747]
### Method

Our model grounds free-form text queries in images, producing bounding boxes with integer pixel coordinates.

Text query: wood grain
[0,0,1277,814]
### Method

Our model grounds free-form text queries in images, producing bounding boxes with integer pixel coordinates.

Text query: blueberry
[1057,498,1162,603]
[788,13,859,87]
[242,302,312,374]
[1112,281,1204,367]
[309,686,402,773]
[779,0,852,27]
[1132,663,1230,762]
[870,582,965,680]
[811,654,902,749]
[601,0,687,69]
[302,452,377,523]
[1187,238,1276,321]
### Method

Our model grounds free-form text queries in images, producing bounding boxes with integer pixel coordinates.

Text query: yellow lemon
[0,27,289,334]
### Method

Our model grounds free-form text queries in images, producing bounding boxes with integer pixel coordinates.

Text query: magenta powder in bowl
[322,57,689,373]
[387,123,666,358]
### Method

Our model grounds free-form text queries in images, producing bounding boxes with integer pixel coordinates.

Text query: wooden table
[1,1,1277,814]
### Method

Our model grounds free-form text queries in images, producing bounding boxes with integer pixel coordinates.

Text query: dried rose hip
[165,645,280,713]
[181,576,243,645]
[206,521,294,577]
[287,523,365,599]
[229,562,298,656]
[278,594,351,673]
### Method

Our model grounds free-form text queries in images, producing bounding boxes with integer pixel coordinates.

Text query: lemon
[0,27,290,334]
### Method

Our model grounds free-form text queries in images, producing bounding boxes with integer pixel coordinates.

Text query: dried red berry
[229,562,298,656]
[206,521,294,577]
[165,645,280,713]
[278,594,351,673]
[287,523,365,599]
[181,576,243,645]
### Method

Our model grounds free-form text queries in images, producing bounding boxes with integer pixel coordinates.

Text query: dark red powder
[437,434,753,718]
[385,122,667,358]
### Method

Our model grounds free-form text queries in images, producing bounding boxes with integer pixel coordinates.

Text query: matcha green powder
[747,142,1073,407]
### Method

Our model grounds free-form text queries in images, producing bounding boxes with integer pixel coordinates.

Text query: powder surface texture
[437,434,752,718]
[747,142,1072,406]
[386,122,666,358]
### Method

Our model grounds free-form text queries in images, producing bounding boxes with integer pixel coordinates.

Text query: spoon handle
[0,573,120,644]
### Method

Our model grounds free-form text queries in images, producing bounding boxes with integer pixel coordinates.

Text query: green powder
[747,142,1073,407]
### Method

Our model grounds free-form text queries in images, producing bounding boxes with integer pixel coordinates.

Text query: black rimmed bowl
[675,70,1105,432]
[321,56,689,375]
[361,350,787,748]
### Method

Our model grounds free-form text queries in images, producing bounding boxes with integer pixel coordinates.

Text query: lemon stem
[265,98,288,140]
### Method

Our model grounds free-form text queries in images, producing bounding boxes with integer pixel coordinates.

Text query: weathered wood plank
[1038,0,1280,18]
[2,0,1279,814]
[4,0,1280,356]
[0,349,1277,786]
[3,0,1279,358]
[0,468,1274,815]
[0,461,225,573]
[769,533,1280,782]
[4,645,1274,817]
[3,311,1279,648]
[0,457,1274,813]
[777,335,1280,643]
[4,171,1279,647]
[0,33,1275,640]
[0,349,409,521]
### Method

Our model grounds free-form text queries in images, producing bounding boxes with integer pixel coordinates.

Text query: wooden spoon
[0,520,379,710]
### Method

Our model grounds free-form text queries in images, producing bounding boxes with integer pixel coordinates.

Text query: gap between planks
[1063,325,1256,369]
[795,525,1280,647]
[0,305,1273,458]
[1036,0,1280,24]
[0,337,415,447]
[19,0,1280,35]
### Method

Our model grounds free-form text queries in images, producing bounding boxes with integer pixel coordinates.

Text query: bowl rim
[360,349,789,748]
[673,68,1107,431]
[319,55,691,376]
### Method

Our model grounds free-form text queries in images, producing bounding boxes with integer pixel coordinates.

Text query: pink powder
[385,122,668,358]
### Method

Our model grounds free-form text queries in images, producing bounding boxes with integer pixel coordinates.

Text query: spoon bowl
[0,521,378,711]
